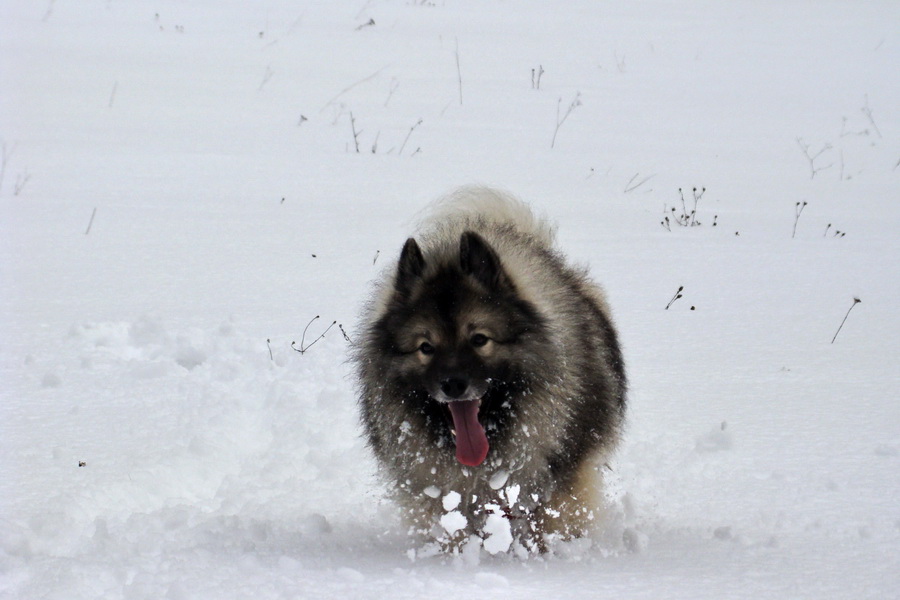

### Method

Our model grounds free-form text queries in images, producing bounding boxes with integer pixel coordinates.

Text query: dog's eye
[470,333,489,347]
[418,341,435,355]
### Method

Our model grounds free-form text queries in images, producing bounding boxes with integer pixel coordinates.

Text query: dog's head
[374,231,547,466]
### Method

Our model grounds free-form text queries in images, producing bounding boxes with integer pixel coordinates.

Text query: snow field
[2,1,899,598]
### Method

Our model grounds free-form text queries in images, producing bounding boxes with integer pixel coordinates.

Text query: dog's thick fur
[354,187,626,552]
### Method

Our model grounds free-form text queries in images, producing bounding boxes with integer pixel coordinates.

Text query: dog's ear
[395,237,425,298]
[459,231,511,292]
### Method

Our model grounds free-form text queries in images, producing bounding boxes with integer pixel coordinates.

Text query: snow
[439,511,467,536]
[441,491,461,512]
[482,507,514,555]
[2,1,899,598]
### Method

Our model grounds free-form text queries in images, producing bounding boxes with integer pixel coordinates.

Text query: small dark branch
[796,137,832,179]
[824,223,831,237]
[320,66,388,114]
[831,297,861,344]
[690,187,705,226]
[792,201,808,239]
[531,65,544,90]
[660,215,671,231]
[355,18,375,31]
[399,118,423,156]
[339,324,353,344]
[84,207,97,235]
[624,172,654,193]
[349,112,361,153]
[668,187,706,227]
[373,250,380,265]
[665,286,684,310]
[266,338,274,361]
[292,316,337,354]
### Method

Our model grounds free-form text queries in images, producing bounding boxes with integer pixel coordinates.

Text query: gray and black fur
[353,187,626,552]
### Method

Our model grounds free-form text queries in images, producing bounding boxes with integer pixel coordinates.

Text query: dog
[353,186,626,553]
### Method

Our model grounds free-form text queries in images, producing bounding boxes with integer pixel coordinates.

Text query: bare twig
[792,201,807,238]
[796,137,832,179]
[831,297,861,344]
[624,173,655,193]
[551,92,582,149]
[531,65,544,90]
[398,119,422,155]
[663,188,706,227]
[665,286,684,310]
[84,208,97,235]
[349,112,361,153]
[292,316,337,354]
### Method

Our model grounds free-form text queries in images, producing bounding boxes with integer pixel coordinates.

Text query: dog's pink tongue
[448,400,489,466]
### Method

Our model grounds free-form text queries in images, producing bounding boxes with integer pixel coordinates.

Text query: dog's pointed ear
[395,237,425,298]
[459,231,511,291]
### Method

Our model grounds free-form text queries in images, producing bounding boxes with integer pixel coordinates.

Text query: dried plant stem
[551,92,582,149]
[84,208,97,235]
[792,201,808,238]
[398,119,422,155]
[665,286,684,310]
[831,298,861,344]
[292,316,337,354]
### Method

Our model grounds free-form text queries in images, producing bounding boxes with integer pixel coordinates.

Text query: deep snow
[2,1,899,598]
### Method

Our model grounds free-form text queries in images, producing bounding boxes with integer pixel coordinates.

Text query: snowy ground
[2,1,899,598]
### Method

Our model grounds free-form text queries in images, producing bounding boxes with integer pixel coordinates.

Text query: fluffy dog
[353,187,626,553]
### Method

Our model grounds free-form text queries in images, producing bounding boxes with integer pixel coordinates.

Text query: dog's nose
[440,377,468,399]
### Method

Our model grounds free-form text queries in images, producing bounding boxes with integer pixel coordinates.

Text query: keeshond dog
[354,187,626,554]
